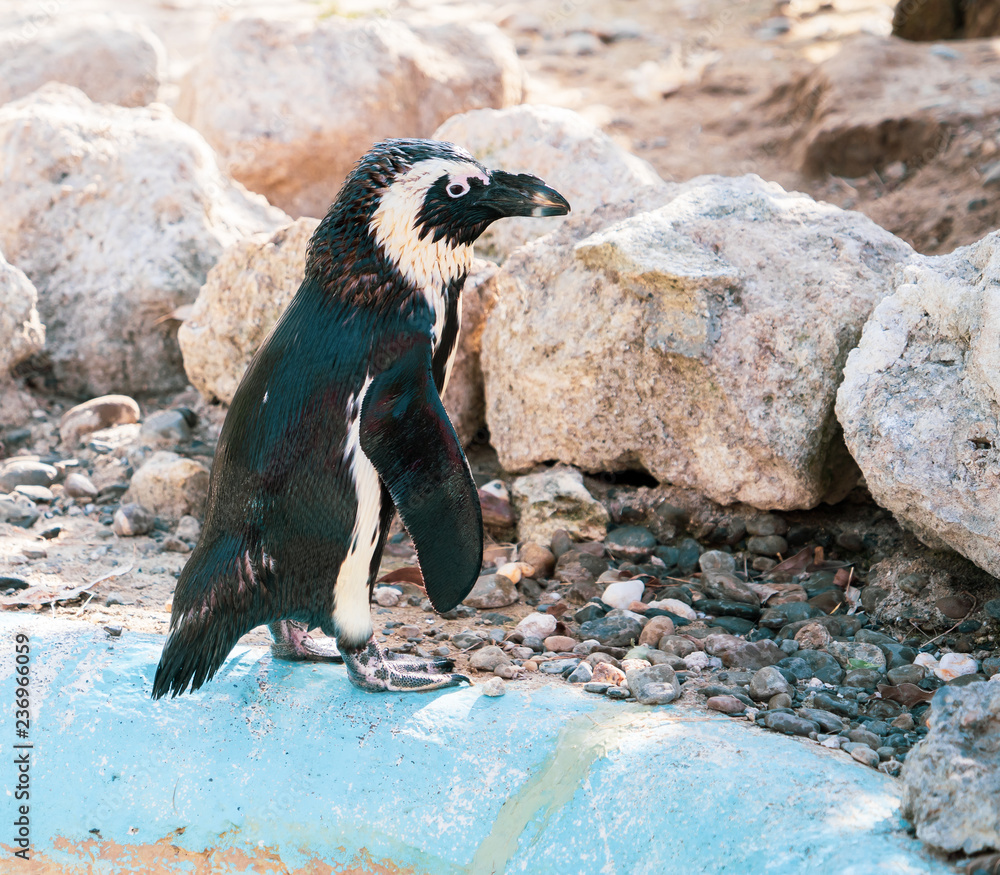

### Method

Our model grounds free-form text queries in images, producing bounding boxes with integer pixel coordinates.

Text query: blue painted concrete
[0,614,950,874]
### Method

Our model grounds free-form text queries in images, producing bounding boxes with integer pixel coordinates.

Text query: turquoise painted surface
[0,614,951,874]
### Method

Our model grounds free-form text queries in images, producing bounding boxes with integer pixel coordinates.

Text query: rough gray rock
[0,85,287,397]
[483,174,913,509]
[901,681,1000,854]
[177,16,523,218]
[511,466,609,544]
[124,451,210,522]
[462,573,519,609]
[837,231,1000,577]
[433,104,666,260]
[626,663,681,705]
[0,250,44,379]
[59,396,141,447]
[0,16,165,107]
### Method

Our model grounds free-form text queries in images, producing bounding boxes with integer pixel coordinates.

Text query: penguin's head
[311,139,569,289]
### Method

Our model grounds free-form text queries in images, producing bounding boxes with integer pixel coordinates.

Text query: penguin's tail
[151,536,272,699]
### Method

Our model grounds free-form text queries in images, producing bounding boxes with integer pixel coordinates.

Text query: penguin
[152,139,570,697]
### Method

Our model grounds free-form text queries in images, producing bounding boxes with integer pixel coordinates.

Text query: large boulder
[0,251,44,380]
[180,218,497,445]
[0,250,44,427]
[0,85,288,398]
[769,34,1000,178]
[433,104,666,261]
[482,174,914,510]
[176,16,523,218]
[837,231,1000,577]
[0,16,165,107]
[901,681,1000,854]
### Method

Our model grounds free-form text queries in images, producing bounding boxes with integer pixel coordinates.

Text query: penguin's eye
[446,180,470,198]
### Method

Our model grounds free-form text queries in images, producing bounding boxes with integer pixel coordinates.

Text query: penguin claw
[268,620,344,663]
[341,636,471,693]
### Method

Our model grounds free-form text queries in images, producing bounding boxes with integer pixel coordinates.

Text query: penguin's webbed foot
[269,620,344,663]
[341,636,470,692]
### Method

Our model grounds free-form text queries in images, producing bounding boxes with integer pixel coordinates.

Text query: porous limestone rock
[511,467,609,545]
[483,174,913,510]
[176,16,523,218]
[0,16,165,107]
[433,104,666,261]
[0,251,44,379]
[837,230,1000,577]
[124,451,210,522]
[0,85,288,397]
[901,681,1000,854]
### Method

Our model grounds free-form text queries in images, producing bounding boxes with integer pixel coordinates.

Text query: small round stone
[112,502,154,537]
[481,677,506,697]
[850,746,880,768]
[707,694,746,715]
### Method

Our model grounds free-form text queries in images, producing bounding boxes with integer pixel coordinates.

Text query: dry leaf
[877,683,935,707]
[1,581,92,608]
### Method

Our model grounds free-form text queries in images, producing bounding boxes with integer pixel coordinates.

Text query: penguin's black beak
[482,170,571,218]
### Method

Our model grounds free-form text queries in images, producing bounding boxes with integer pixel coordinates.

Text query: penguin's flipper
[359,335,482,613]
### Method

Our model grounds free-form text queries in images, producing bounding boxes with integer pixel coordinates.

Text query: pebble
[0,460,58,492]
[638,615,675,646]
[934,652,979,680]
[844,669,882,691]
[797,650,845,684]
[647,598,696,620]
[850,746,880,768]
[760,712,818,736]
[59,394,140,445]
[578,615,643,647]
[470,646,511,672]
[514,612,557,640]
[591,662,627,685]
[584,681,611,694]
[747,535,788,557]
[543,635,577,653]
[847,728,881,750]
[886,664,925,686]
[626,664,680,705]
[707,695,745,715]
[481,677,506,697]
[160,536,190,553]
[566,662,593,684]
[700,572,760,606]
[463,573,519,609]
[810,692,858,719]
[793,622,832,649]
[825,641,887,673]
[600,578,645,610]
[749,666,793,701]
[604,525,656,561]
[891,713,915,731]
[797,708,843,733]
[373,586,402,607]
[0,494,40,528]
[606,687,631,700]
[518,542,556,578]
[658,635,699,658]
[451,630,485,650]
[699,599,760,621]
[705,635,785,671]
[699,550,737,575]
[64,472,99,499]
[140,409,193,444]
[759,602,824,629]
[746,514,788,537]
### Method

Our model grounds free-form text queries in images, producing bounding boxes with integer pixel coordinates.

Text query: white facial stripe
[369,157,482,290]
[333,377,380,647]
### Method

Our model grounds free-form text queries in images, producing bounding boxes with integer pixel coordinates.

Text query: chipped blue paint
[0,614,951,874]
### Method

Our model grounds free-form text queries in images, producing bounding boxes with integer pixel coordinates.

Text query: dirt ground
[3,0,999,681]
